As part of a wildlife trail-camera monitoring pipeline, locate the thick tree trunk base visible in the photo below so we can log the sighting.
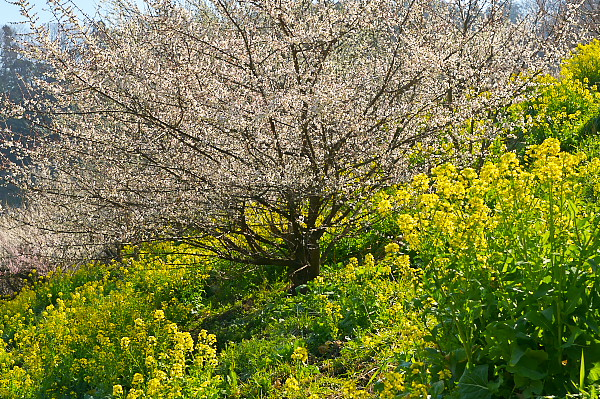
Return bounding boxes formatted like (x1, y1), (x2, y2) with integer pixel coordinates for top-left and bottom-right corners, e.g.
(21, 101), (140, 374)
(288, 245), (320, 294)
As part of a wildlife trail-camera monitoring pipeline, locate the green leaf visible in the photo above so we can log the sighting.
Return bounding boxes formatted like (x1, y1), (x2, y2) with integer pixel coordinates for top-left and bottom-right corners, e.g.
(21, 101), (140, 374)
(513, 367), (544, 395)
(541, 307), (554, 321)
(458, 365), (492, 399)
(581, 349), (586, 392)
(430, 380), (445, 397)
(532, 283), (554, 300)
(526, 308), (554, 333)
(585, 318), (600, 336)
(585, 254), (600, 273)
(507, 348), (548, 381)
(373, 379), (385, 393)
(523, 379), (544, 397)
(588, 362), (600, 383)
(509, 345), (526, 367)
(564, 285), (585, 316)
(562, 326), (583, 349)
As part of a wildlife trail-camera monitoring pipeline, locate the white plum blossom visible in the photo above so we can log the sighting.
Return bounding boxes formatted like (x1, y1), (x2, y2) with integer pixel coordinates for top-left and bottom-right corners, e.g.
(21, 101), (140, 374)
(0, 0), (587, 285)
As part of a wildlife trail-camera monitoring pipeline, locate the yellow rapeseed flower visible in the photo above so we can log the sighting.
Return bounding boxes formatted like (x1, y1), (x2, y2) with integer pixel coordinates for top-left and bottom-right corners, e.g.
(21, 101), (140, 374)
(146, 378), (161, 396)
(284, 376), (301, 393)
(113, 385), (124, 397)
(153, 309), (165, 321)
(132, 373), (144, 386)
(378, 198), (393, 214)
(385, 242), (400, 254)
(438, 369), (452, 380)
(291, 346), (309, 363)
(120, 337), (130, 349)
(411, 173), (430, 191)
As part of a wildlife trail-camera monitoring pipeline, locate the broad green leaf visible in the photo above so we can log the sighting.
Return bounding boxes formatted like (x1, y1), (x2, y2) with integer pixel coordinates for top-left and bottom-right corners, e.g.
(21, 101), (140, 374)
(430, 380), (445, 397)
(507, 349), (548, 381)
(587, 361), (600, 383)
(564, 285), (585, 316)
(526, 308), (554, 333)
(510, 345), (526, 367)
(458, 365), (492, 399)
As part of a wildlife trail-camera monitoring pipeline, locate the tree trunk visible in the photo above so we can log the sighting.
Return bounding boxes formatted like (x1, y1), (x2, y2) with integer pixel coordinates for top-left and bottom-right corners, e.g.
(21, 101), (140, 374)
(287, 195), (323, 290)
(289, 233), (321, 290)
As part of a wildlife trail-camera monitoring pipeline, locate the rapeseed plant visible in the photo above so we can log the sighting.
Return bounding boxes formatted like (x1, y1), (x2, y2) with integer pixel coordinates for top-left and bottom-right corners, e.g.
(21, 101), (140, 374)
(377, 138), (600, 397)
(0, 245), (220, 398)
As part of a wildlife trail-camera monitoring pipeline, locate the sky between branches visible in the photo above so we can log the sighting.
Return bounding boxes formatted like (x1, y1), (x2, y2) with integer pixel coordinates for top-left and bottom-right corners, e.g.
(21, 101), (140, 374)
(0, 0), (144, 27)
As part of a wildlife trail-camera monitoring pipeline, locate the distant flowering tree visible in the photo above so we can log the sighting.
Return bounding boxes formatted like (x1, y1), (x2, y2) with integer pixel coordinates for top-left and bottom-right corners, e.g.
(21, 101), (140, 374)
(0, 0), (586, 286)
(0, 223), (52, 295)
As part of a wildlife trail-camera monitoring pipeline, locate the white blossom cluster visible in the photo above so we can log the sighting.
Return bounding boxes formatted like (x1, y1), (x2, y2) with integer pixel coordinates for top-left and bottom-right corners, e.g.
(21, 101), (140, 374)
(0, 0), (588, 281)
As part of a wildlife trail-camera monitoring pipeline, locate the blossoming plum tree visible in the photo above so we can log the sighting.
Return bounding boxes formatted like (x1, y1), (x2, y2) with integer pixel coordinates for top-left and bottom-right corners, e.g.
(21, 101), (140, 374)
(0, 0), (587, 286)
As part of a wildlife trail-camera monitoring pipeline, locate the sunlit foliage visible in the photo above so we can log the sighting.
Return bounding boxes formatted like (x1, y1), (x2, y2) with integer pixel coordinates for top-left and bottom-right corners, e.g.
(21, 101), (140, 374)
(380, 138), (600, 397)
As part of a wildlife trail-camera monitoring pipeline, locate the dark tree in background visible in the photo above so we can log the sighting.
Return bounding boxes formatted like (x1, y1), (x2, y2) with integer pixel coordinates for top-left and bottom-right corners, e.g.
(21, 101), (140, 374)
(0, 24), (47, 206)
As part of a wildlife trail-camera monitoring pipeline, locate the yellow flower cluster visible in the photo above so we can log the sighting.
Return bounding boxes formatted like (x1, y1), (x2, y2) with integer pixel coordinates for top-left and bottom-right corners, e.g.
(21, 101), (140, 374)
(291, 346), (309, 363)
(339, 381), (370, 399)
(507, 72), (600, 149)
(115, 324), (219, 399)
(528, 137), (587, 184)
(380, 371), (406, 398)
(438, 369), (452, 380)
(0, 245), (219, 398)
(384, 242), (400, 254)
(390, 140), (592, 251)
(283, 376), (301, 396)
(115, 316), (219, 399)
